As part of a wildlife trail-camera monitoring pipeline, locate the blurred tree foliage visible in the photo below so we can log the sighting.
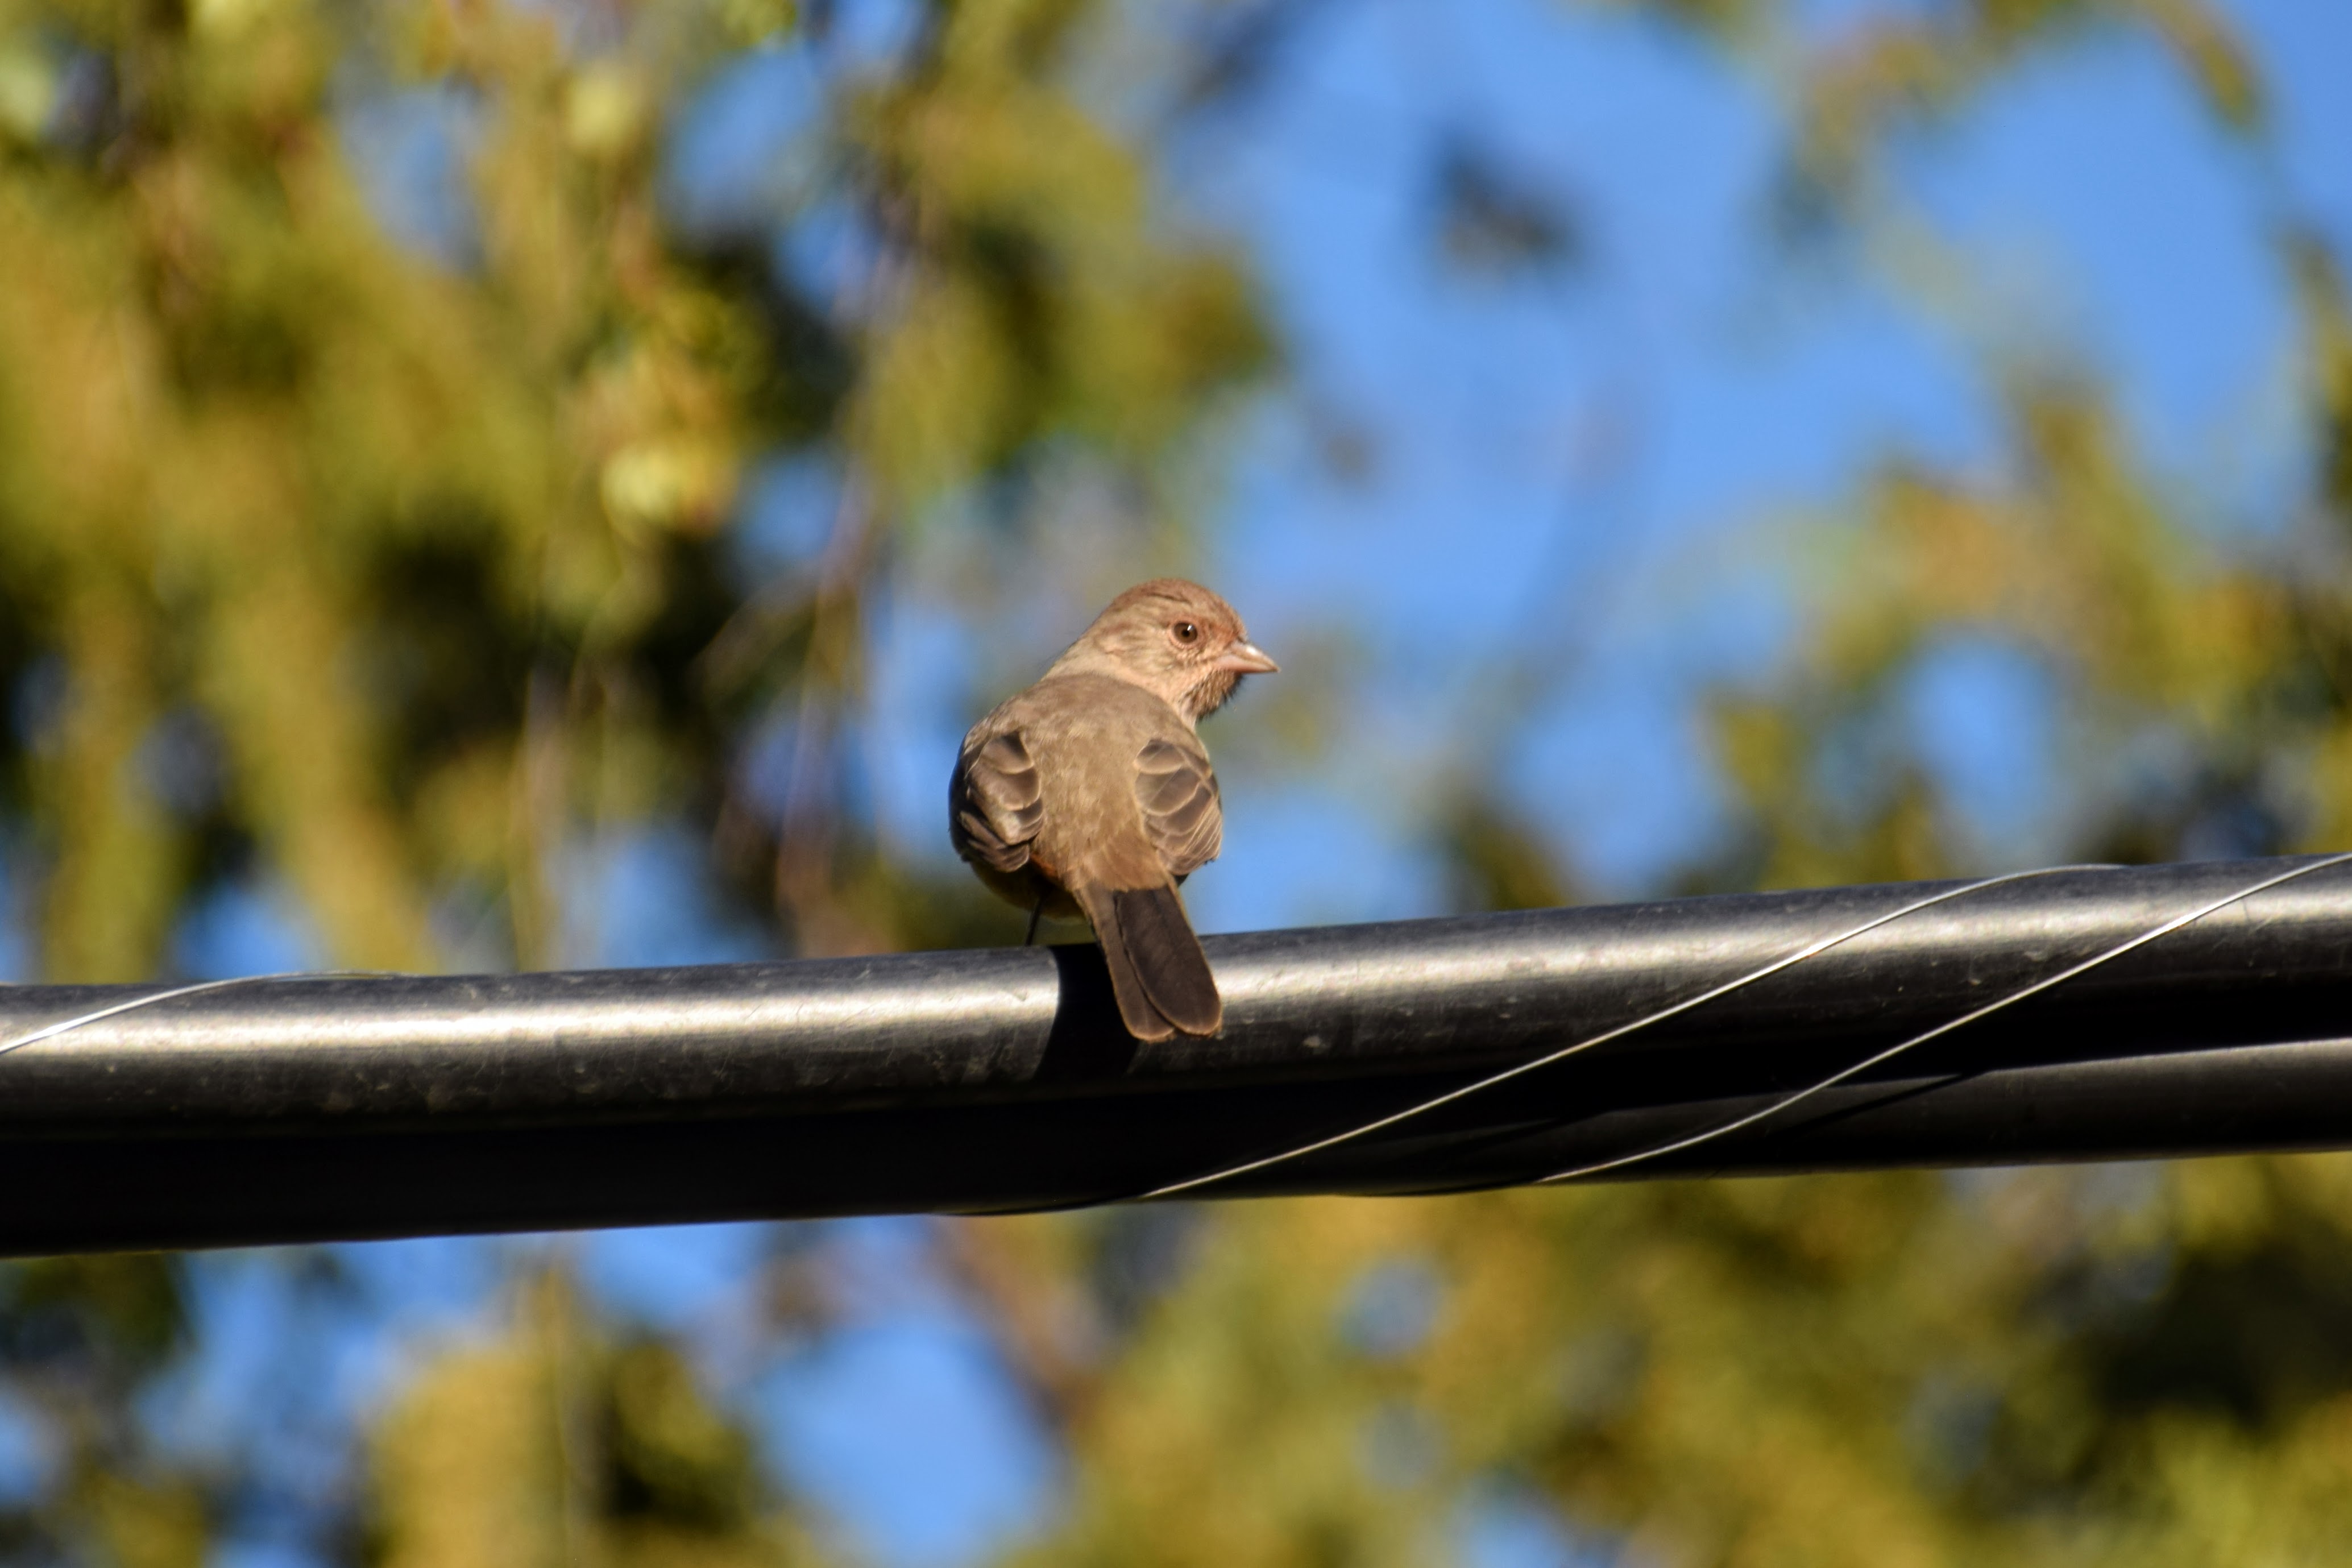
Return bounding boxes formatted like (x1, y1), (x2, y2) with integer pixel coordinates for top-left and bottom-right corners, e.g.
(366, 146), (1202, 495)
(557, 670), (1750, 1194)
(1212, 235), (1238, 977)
(0, 1255), (204, 1565)
(0, 0), (1261, 983)
(6, 0), (2352, 1563)
(368, 1267), (826, 1568)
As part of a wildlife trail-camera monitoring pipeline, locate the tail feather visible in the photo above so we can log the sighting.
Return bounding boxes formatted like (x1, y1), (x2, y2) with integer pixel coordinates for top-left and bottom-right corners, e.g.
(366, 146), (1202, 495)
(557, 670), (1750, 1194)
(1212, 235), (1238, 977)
(1073, 882), (1222, 1040)
(1073, 883), (1169, 1041)
(1113, 885), (1222, 1035)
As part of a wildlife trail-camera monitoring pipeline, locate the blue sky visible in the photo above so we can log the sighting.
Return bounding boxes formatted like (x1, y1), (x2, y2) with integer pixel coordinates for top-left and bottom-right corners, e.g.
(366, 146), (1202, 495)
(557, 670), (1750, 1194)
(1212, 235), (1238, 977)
(8, 1), (2352, 1565)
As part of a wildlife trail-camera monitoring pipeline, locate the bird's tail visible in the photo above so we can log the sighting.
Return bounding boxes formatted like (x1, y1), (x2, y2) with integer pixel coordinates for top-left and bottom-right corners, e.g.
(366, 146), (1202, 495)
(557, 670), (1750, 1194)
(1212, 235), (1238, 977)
(1072, 881), (1222, 1041)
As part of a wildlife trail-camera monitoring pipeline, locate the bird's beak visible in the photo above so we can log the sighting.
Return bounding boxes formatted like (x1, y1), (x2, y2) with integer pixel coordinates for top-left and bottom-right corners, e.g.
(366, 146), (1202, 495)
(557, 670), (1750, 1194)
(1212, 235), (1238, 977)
(1215, 641), (1279, 675)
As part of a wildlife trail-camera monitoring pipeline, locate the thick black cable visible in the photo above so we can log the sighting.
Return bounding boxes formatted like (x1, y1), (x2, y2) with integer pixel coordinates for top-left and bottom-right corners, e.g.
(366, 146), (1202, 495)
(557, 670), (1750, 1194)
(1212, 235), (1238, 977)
(1534, 849), (2352, 1184)
(0, 970), (406, 1059)
(3, 856), (2351, 1251)
(1139, 862), (2114, 1199)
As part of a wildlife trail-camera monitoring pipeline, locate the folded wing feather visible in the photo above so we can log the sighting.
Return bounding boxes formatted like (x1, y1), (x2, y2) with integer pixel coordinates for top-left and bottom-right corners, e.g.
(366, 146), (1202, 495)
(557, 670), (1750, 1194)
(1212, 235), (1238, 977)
(951, 731), (1044, 873)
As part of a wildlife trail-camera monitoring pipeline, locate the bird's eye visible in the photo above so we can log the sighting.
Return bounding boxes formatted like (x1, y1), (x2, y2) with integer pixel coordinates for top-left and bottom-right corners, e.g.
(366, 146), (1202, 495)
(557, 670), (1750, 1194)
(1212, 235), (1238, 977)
(1171, 620), (1201, 646)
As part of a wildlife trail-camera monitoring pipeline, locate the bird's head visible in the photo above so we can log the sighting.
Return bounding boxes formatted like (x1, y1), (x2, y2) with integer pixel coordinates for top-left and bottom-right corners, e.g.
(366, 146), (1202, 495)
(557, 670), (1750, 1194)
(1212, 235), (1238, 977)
(1052, 578), (1278, 723)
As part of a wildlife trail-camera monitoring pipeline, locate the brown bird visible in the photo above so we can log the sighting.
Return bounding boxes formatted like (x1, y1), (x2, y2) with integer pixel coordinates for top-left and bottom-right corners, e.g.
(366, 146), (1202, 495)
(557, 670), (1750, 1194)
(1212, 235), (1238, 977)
(951, 579), (1277, 1041)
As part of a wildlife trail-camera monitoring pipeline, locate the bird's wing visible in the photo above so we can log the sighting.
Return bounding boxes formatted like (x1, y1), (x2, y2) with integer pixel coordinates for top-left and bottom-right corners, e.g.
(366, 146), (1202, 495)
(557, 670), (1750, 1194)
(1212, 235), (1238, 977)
(1134, 734), (1223, 879)
(952, 731), (1044, 873)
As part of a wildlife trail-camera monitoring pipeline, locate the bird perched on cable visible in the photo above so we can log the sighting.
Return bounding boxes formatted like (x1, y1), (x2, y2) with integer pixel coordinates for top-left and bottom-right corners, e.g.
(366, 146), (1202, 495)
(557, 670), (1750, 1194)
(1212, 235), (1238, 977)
(951, 579), (1277, 1042)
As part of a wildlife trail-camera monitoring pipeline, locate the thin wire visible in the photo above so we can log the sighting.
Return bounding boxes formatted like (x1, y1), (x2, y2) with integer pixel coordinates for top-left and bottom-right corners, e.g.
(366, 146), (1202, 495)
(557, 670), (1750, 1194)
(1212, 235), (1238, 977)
(0, 970), (406, 1059)
(1139, 862), (2119, 1200)
(1534, 850), (2352, 1186)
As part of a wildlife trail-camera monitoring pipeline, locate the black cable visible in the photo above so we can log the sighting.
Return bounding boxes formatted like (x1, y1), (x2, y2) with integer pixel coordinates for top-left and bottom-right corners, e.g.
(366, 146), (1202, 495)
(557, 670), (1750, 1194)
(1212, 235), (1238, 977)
(1532, 850), (2352, 1184)
(0, 969), (406, 1059)
(0, 856), (2346, 1252)
(1138, 863), (2114, 1199)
